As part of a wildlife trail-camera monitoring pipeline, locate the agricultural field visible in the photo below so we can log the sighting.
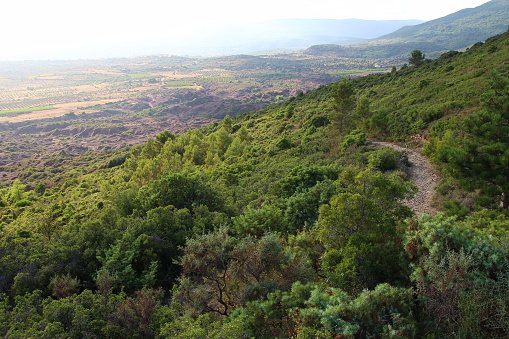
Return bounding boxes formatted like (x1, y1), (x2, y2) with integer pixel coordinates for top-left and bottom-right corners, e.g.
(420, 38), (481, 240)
(0, 53), (389, 185)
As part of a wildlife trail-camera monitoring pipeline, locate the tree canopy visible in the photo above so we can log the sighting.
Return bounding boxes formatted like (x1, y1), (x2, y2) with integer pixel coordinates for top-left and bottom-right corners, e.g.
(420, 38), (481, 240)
(434, 71), (509, 207)
(409, 49), (426, 66)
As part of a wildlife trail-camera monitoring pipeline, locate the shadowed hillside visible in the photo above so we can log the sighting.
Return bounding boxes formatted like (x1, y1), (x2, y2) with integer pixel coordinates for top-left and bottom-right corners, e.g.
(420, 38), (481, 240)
(305, 0), (509, 60)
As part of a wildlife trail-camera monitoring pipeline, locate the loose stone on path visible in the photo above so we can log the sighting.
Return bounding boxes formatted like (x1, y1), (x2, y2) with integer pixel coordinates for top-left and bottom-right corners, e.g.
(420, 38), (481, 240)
(372, 141), (439, 216)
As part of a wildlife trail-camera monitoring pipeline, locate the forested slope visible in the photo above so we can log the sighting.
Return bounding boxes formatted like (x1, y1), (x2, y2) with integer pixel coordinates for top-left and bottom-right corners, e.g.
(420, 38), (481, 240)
(0, 30), (508, 337)
(305, 0), (509, 60)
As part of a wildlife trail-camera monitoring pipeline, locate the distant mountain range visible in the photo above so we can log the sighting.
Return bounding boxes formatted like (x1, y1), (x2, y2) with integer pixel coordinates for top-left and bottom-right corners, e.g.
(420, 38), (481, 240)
(11, 1), (505, 61)
(305, 0), (509, 60)
(126, 18), (424, 57)
(30, 18), (423, 60)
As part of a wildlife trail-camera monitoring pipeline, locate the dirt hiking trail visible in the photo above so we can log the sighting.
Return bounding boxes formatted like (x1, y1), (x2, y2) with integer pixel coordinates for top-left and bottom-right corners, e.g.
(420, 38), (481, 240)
(372, 141), (439, 216)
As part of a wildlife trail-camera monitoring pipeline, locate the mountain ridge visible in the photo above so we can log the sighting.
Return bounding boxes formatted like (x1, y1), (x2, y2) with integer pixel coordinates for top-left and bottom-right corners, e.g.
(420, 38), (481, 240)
(304, 0), (508, 60)
(135, 18), (425, 57)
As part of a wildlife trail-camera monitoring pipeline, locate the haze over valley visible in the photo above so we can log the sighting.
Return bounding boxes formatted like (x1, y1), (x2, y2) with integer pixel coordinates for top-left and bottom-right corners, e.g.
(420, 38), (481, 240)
(1, 0), (491, 61)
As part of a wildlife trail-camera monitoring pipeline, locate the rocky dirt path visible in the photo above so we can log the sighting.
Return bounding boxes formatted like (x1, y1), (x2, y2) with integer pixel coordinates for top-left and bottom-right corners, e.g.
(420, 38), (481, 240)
(372, 141), (439, 216)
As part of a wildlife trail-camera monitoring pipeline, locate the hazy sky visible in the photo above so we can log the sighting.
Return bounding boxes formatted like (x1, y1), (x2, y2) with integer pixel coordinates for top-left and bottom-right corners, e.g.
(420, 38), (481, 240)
(0, 0), (492, 61)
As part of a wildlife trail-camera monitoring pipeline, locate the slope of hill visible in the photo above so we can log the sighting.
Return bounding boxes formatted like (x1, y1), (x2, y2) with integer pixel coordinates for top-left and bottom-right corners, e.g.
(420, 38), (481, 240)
(0, 28), (508, 338)
(0, 53), (390, 184)
(305, 0), (509, 60)
(351, 31), (509, 138)
(253, 18), (425, 40)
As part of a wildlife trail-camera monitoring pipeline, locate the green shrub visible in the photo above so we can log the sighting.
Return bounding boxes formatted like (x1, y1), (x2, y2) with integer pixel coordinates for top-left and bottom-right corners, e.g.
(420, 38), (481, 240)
(340, 129), (366, 151)
(13, 199), (32, 208)
(274, 137), (292, 150)
(233, 205), (285, 236)
(139, 173), (226, 213)
(368, 147), (409, 171)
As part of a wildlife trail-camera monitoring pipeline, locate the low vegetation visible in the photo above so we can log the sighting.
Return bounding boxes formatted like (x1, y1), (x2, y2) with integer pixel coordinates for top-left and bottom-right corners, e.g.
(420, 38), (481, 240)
(0, 53), (390, 184)
(0, 27), (508, 338)
(306, 0), (509, 60)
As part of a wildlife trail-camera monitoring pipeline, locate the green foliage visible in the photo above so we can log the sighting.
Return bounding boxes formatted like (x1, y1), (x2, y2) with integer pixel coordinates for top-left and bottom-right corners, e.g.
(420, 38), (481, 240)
(300, 283), (416, 337)
(2, 288), (168, 338)
(49, 274), (80, 299)
(233, 282), (415, 338)
(409, 49), (426, 66)
(460, 270), (509, 337)
(430, 71), (509, 208)
(353, 95), (371, 129)
(97, 232), (159, 293)
(271, 165), (339, 198)
(366, 109), (388, 135)
(7, 180), (26, 204)
(413, 248), (478, 336)
(173, 226), (237, 316)
(368, 146), (409, 171)
(174, 227), (315, 317)
(34, 182), (46, 195)
(330, 78), (356, 132)
(284, 179), (336, 231)
(222, 115), (234, 133)
(405, 212), (509, 276)
(306, 115), (330, 129)
(2, 25), (509, 338)
(230, 282), (314, 338)
(139, 172), (227, 214)
(13, 199), (32, 208)
(318, 167), (415, 290)
(108, 186), (139, 217)
(105, 155), (127, 169)
(104, 288), (165, 338)
(233, 204), (285, 236)
(155, 130), (176, 145)
(351, 30), (509, 140)
(404, 212), (509, 336)
(274, 136), (292, 150)
(339, 129), (366, 152)
(160, 312), (250, 338)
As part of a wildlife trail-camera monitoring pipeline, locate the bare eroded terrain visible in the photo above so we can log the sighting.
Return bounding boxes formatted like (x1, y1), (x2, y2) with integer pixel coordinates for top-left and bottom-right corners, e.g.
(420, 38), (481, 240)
(0, 55), (386, 185)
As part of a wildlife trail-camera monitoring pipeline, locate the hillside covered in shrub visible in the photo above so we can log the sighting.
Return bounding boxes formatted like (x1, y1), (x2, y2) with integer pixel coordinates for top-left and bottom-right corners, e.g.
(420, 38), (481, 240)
(0, 29), (508, 337)
(305, 0), (509, 60)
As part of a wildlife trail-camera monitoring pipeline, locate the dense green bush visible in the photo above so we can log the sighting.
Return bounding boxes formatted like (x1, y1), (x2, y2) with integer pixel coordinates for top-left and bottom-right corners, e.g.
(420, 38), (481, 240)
(138, 173), (227, 214)
(340, 129), (366, 151)
(368, 146), (409, 171)
(231, 282), (415, 338)
(406, 213), (509, 337)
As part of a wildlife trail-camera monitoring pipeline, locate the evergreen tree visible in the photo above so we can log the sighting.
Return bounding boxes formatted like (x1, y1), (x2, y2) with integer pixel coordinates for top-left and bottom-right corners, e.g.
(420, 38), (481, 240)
(8, 180), (25, 204)
(409, 49), (425, 66)
(317, 167), (415, 290)
(330, 77), (355, 132)
(435, 71), (509, 207)
(222, 115), (233, 133)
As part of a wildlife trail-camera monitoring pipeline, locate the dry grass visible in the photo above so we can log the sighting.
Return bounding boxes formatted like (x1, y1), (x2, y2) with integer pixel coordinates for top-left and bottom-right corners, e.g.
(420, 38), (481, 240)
(0, 99), (120, 123)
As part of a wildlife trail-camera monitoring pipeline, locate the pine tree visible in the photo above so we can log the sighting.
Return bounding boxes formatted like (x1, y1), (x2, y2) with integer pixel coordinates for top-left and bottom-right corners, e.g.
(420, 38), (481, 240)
(330, 77), (355, 132)
(409, 50), (425, 66)
(436, 71), (509, 207)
